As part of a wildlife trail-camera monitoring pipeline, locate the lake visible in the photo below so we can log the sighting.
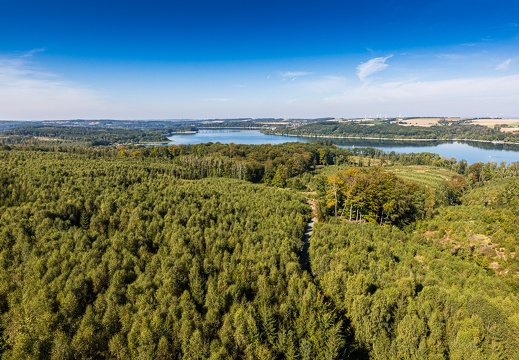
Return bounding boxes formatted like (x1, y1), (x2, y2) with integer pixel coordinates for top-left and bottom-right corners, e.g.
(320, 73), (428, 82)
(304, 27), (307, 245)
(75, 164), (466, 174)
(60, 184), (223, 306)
(168, 129), (519, 165)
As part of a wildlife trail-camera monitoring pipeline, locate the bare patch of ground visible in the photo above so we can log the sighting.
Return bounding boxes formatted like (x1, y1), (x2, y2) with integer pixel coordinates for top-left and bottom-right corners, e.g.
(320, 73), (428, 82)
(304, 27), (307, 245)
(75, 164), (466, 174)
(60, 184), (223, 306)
(421, 230), (438, 237)
(34, 136), (58, 141)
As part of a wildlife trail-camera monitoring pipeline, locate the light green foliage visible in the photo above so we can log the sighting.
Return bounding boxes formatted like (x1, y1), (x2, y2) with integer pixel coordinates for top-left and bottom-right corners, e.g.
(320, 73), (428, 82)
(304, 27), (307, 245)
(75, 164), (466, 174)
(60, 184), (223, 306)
(321, 167), (425, 225)
(310, 220), (519, 359)
(418, 176), (519, 274)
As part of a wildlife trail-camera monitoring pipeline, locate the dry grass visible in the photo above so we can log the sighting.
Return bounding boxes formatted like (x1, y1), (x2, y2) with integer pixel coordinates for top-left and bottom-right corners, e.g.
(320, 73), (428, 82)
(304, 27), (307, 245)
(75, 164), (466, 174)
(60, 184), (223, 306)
(398, 117), (462, 127)
(398, 117), (519, 132)
(34, 136), (58, 141)
(469, 118), (519, 126)
(501, 127), (519, 133)
(469, 118), (519, 132)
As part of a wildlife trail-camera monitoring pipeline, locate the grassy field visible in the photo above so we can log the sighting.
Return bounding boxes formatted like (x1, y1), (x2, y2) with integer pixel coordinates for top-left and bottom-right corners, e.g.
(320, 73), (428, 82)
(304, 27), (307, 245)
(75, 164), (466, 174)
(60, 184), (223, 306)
(315, 164), (455, 188)
(387, 165), (456, 187)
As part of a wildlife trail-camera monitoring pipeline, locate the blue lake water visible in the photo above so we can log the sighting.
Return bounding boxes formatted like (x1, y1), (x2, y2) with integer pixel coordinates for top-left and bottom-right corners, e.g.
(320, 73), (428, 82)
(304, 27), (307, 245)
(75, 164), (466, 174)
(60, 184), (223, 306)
(168, 129), (519, 165)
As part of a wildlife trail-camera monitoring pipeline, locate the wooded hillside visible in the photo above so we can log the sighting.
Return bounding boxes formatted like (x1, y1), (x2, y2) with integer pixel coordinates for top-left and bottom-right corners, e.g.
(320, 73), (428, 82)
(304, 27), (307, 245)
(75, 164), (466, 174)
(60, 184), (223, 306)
(0, 143), (518, 359)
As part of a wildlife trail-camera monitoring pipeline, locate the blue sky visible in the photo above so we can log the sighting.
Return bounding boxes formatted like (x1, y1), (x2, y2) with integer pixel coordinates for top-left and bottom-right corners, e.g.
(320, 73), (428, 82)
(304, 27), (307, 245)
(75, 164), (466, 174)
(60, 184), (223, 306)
(1, 0), (518, 120)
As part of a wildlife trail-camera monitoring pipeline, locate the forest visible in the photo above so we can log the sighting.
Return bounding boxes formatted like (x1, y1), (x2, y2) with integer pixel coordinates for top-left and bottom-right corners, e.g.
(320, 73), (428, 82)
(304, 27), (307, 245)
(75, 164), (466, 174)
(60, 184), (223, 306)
(0, 125), (173, 146)
(267, 120), (519, 144)
(1, 133), (519, 359)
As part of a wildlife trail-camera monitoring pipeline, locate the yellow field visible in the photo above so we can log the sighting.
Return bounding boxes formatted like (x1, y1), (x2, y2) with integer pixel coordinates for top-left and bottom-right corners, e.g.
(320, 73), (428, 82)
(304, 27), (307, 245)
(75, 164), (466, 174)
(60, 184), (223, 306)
(472, 119), (519, 132)
(399, 117), (462, 127)
(397, 117), (519, 133)
(470, 118), (519, 126)
(501, 127), (519, 133)
(469, 118), (519, 132)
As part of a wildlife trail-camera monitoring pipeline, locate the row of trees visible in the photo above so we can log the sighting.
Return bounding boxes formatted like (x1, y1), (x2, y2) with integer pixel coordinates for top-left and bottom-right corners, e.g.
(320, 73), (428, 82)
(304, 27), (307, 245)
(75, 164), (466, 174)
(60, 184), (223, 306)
(1, 125), (172, 145)
(271, 121), (519, 143)
(120, 142), (349, 187)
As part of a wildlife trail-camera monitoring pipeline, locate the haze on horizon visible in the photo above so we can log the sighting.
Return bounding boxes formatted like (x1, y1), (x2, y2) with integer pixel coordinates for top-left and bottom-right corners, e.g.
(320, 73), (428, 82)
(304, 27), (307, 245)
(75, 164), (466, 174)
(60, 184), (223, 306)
(1, 0), (518, 120)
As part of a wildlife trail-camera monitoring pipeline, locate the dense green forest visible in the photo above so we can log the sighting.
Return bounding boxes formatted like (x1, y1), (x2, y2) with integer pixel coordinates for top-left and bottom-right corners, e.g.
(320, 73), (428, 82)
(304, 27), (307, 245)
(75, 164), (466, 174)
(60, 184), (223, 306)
(0, 125), (173, 146)
(1, 139), (519, 359)
(267, 121), (519, 144)
(0, 120), (271, 145)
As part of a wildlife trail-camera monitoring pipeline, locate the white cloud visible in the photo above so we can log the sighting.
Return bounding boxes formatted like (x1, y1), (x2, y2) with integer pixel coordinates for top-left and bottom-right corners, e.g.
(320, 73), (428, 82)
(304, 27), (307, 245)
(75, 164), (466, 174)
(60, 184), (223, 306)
(281, 71), (313, 80)
(496, 58), (512, 70)
(324, 74), (519, 117)
(356, 55), (393, 82)
(0, 54), (108, 120)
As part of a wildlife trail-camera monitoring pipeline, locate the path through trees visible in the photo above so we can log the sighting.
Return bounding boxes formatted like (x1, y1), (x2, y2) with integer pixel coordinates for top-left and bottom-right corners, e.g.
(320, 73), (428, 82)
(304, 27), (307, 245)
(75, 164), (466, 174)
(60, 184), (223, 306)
(300, 201), (316, 275)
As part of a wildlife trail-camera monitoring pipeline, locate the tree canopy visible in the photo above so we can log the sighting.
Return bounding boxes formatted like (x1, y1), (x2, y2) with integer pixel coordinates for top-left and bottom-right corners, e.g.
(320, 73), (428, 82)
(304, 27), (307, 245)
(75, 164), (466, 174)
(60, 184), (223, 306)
(0, 139), (518, 359)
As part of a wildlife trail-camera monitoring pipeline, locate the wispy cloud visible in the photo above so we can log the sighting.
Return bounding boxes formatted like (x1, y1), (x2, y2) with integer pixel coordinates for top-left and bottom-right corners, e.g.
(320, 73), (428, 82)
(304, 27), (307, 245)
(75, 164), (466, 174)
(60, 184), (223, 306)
(281, 71), (313, 80)
(0, 54), (106, 119)
(295, 76), (348, 93)
(21, 48), (46, 58)
(436, 53), (467, 60)
(496, 58), (512, 70)
(356, 55), (392, 82)
(324, 74), (519, 116)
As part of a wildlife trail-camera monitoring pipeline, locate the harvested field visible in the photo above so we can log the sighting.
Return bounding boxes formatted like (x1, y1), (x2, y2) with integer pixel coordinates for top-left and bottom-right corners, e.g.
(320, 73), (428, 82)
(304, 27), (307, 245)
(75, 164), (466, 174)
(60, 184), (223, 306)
(468, 118), (519, 132)
(501, 127), (519, 133)
(469, 118), (519, 126)
(399, 117), (462, 127)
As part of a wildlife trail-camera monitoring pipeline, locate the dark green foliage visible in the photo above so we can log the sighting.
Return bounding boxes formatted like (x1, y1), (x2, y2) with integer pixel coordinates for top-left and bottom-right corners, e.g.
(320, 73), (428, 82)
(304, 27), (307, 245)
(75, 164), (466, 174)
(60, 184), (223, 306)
(125, 141), (352, 185)
(1, 143), (518, 359)
(272, 120), (519, 143)
(1, 125), (171, 145)
(0, 149), (349, 359)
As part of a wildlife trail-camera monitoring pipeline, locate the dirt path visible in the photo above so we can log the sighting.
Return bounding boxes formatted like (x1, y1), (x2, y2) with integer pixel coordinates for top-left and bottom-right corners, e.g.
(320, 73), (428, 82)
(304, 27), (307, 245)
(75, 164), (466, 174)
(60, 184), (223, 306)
(300, 201), (316, 275)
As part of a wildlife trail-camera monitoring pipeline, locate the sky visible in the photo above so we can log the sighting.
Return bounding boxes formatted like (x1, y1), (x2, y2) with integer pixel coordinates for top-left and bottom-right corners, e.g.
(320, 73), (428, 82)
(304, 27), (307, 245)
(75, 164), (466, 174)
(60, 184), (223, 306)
(1, 0), (519, 120)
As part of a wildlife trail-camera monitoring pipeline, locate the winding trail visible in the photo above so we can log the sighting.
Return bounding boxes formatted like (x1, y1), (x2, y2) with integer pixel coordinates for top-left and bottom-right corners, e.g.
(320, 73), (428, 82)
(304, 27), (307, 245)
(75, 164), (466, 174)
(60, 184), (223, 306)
(300, 201), (316, 275)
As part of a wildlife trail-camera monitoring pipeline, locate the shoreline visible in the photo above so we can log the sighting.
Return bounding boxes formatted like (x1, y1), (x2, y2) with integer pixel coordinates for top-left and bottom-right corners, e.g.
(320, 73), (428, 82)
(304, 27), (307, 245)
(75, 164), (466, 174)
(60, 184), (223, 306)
(267, 132), (519, 146)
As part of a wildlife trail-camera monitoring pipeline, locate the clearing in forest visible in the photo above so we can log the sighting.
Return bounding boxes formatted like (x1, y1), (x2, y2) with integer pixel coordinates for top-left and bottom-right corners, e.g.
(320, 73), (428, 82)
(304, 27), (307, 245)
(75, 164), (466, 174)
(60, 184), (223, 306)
(388, 165), (456, 187)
